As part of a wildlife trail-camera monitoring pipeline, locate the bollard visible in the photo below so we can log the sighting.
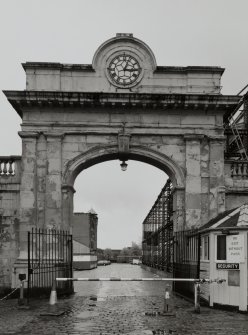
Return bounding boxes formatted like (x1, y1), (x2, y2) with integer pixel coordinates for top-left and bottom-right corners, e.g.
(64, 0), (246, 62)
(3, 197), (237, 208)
(49, 280), (57, 305)
(194, 282), (200, 313)
(18, 273), (27, 306)
(18, 280), (25, 305)
(163, 284), (170, 313)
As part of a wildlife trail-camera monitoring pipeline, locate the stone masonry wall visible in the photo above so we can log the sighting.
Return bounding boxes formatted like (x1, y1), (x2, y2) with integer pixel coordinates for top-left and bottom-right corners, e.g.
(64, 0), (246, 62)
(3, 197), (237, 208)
(0, 158), (21, 291)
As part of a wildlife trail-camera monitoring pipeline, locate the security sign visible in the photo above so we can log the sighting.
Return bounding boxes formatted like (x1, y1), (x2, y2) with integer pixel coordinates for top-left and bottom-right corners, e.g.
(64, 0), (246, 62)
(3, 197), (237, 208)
(227, 235), (245, 263)
(216, 263), (239, 270)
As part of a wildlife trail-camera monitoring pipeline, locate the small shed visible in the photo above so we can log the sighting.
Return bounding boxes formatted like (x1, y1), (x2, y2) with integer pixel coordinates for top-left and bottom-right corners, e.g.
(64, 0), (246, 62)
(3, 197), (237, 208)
(199, 204), (248, 311)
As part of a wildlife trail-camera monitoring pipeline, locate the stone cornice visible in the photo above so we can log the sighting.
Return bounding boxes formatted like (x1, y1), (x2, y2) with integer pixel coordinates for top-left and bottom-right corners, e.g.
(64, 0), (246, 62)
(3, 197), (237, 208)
(61, 184), (76, 193)
(18, 131), (39, 139)
(155, 66), (225, 75)
(21, 62), (224, 75)
(3, 90), (241, 118)
(22, 62), (94, 72)
(184, 134), (205, 141)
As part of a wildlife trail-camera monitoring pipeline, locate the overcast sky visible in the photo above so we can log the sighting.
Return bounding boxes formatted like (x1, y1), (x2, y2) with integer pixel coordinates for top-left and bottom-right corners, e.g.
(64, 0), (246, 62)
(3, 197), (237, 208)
(0, 0), (248, 248)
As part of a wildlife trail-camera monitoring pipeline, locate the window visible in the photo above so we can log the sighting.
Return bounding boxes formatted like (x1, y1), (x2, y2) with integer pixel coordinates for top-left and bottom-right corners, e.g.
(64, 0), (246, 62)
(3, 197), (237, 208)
(200, 235), (209, 260)
(217, 235), (226, 260)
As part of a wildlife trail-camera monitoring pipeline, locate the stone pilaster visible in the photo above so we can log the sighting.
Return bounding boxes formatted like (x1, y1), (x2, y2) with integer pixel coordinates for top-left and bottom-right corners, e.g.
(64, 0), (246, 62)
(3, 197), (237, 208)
(62, 185), (75, 233)
(18, 131), (39, 259)
(172, 186), (185, 231)
(44, 133), (63, 230)
(36, 133), (47, 228)
(184, 135), (203, 229)
(200, 136), (210, 225)
(209, 137), (226, 219)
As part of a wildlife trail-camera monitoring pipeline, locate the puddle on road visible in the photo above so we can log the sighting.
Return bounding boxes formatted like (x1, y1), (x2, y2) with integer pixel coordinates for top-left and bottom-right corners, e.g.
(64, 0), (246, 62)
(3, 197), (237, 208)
(89, 296), (106, 302)
(76, 310), (99, 319)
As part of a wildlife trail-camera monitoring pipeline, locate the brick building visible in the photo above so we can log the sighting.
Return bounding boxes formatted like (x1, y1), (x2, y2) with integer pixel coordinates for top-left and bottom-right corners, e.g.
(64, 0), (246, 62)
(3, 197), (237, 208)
(73, 209), (98, 270)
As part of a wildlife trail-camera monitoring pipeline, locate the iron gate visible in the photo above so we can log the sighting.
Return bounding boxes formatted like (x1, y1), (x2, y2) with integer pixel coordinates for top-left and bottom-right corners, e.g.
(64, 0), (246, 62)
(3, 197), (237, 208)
(28, 228), (73, 298)
(173, 229), (200, 297)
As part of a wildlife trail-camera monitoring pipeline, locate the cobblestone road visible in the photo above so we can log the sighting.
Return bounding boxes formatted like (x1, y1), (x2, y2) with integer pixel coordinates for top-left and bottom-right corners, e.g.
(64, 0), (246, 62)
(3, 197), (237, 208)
(0, 264), (247, 334)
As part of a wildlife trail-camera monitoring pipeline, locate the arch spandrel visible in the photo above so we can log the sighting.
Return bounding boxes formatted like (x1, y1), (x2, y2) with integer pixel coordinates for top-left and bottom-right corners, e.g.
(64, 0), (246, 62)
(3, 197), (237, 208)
(62, 144), (185, 189)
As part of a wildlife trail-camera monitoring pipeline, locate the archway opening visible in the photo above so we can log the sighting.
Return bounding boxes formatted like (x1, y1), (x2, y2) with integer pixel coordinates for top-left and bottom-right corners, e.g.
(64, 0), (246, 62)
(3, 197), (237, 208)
(74, 160), (168, 250)
(62, 147), (185, 271)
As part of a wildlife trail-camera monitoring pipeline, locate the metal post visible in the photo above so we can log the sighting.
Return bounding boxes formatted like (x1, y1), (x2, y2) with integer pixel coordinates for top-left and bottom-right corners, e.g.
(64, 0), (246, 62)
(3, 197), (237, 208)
(194, 282), (200, 313)
(18, 273), (27, 306)
(163, 284), (170, 313)
(20, 281), (24, 300)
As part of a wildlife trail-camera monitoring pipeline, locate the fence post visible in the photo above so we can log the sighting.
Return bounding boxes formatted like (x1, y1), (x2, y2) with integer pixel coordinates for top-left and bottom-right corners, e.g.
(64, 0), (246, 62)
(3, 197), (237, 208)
(194, 282), (200, 313)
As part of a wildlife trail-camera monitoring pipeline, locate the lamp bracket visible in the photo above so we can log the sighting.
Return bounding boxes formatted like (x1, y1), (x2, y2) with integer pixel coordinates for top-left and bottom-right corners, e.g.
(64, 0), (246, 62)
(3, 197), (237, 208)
(118, 133), (130, 157)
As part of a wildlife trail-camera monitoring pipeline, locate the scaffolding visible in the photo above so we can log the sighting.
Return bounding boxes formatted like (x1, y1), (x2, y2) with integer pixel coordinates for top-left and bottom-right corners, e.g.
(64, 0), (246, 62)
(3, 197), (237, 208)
(142, 179), (173, 272)
(225, 86), (248, 160)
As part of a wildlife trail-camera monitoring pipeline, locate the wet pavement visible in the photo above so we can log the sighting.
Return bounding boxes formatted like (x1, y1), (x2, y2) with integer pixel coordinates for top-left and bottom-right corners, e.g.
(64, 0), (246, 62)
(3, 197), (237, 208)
(0, 264), (247, 334)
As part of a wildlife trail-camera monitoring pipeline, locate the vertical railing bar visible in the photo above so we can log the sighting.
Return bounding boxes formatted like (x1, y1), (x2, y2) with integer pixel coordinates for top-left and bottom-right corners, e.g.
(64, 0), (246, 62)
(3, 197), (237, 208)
(38, 228), (41, 287)
(27, 231), (30, 302)
(50, 229), (54, 288)
(54, 229), (57, 289)
(70, 234), (73, 290)
(49, 229), (51, 289)
(45, 229), (47, 288)
(197, 232), (201, 279)
(32, 228), (34, 294)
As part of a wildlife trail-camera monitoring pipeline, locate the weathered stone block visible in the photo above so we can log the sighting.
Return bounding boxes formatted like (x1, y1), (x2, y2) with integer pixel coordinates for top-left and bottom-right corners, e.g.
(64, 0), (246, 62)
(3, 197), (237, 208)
(186, 176), (201, 193)
(47, 158), (61, 174)
(62, 142), (79, 152)
(20, 191), (35, 208)
(185, 194), (201, 209)
(185, 208), (201, 228)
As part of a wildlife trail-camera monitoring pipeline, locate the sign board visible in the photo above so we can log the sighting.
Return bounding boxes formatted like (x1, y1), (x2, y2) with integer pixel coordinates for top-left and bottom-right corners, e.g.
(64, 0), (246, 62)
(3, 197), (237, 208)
(216, 263), (239, 270)
(226, 235), (244, 263)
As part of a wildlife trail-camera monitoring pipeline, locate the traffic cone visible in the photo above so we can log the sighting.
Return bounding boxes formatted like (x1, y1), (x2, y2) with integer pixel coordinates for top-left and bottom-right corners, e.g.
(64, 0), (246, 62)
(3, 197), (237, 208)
(49, 280), (57, 305)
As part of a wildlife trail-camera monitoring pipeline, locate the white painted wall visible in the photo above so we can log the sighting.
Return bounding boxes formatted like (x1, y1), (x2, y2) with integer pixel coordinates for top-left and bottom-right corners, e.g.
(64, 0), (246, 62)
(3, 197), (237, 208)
(209, 231), (247, 311)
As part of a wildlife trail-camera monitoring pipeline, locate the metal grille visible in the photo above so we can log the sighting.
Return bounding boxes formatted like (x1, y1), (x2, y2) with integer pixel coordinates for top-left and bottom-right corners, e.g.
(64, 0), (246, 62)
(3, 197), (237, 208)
(173, 229), (200, 297)
(28, 228), (73, 298)
(142, 180), (173, 272)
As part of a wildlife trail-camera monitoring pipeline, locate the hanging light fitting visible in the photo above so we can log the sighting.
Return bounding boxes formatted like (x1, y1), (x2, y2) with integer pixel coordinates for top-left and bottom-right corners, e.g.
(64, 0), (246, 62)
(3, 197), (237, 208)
(120, 160), (128, 171)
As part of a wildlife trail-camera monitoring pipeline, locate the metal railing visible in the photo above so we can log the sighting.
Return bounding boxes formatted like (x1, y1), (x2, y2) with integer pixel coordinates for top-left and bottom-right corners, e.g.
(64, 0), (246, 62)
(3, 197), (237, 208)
(27, 228), (73, 299)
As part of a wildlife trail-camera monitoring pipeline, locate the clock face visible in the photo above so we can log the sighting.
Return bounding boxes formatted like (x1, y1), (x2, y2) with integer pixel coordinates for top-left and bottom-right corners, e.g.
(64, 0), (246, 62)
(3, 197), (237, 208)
(108, 54), (141, 87)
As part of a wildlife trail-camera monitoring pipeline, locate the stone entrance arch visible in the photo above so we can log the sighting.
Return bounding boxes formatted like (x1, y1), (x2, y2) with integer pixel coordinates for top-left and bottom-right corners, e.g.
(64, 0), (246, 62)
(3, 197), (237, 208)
(2, 33), (245, 288)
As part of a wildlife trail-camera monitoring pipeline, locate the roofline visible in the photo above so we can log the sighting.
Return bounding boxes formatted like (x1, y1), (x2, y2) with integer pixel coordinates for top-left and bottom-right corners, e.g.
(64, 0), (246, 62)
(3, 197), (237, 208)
(200, 226), (248, 234)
